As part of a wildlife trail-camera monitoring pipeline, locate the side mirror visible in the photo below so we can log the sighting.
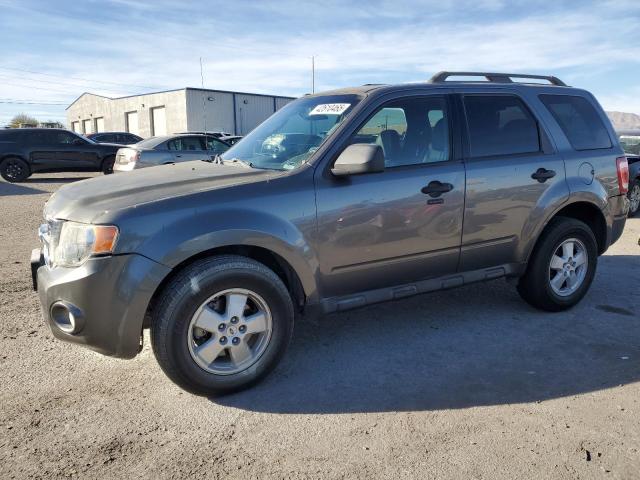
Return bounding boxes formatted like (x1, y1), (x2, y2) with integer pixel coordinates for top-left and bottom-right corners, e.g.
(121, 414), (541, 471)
(331, 144), (385, 176)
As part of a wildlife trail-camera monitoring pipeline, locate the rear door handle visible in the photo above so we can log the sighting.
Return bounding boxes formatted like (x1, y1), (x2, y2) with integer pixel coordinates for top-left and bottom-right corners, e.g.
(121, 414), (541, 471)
(531, 168), (556, 183)
(421, 180), (454, 197)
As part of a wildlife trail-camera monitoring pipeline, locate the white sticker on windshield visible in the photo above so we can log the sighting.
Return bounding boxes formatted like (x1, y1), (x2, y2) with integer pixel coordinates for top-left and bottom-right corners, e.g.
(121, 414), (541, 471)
(309, 103), (351, 115)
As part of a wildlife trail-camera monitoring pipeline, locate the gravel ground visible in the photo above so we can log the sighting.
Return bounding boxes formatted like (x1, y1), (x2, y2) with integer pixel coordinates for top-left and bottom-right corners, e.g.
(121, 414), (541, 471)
(1, 172), (639, 479)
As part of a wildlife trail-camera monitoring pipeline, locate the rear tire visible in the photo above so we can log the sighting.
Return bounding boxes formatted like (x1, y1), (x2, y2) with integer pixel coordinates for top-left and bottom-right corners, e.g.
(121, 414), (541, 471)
(517, 217), (597, 312)
(151, 255), (294, 396)
(628, 179), (640, 217)
(102, 156), (115, 175)
(0, 157), (30, 182)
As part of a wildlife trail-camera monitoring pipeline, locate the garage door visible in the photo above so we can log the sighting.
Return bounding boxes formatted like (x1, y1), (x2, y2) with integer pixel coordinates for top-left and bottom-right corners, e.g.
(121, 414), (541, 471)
(151, 106), (166, 136)
(126, 111), (139, 135)
(71, 121), (79, 132)
(83, 119), (92, 134)
(95, 117), (105, 133)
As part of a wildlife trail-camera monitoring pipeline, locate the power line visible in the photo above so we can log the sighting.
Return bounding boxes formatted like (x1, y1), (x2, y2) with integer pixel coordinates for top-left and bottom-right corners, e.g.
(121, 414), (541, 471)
(0, 100), (69, 105)
(0, 72), (139, 95)
(0, 79), (81, 96)
(0, 66), (167, 91)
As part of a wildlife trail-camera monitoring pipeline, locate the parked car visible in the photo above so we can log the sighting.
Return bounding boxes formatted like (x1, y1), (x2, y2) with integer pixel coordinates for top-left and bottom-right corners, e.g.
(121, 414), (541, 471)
(113, 133), (230, 172)
(32, 71), (629, 396)
(617, 130), (640, 216)
(0, 128), (121, 181)
(219, 135), (243, 145)
(86, 132), (143, 145)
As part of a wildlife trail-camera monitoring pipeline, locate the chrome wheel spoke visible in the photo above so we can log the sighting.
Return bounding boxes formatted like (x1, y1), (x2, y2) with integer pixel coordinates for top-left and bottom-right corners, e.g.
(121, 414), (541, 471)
(226, 293), (248, 319)
(229, 340), (252, 365)
(194, 306), (224, 332)
(195, 338), (226, 364)
(244, 312), (268, 334)
(550, 254), (565, 271)
(562, 241), (574, 260)
(550, 273), (565, 291)
(573, 252), (586, 268)
(566, 271), (579, 289)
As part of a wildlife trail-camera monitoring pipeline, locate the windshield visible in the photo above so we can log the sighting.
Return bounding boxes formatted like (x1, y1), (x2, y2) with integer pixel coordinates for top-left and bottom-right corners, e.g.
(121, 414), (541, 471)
(619, 135), (640, 155)
(221, 94), (362, 170)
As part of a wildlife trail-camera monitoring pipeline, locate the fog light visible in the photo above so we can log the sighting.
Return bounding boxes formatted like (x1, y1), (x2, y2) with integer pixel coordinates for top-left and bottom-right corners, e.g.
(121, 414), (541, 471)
(50, 301), (84, 334)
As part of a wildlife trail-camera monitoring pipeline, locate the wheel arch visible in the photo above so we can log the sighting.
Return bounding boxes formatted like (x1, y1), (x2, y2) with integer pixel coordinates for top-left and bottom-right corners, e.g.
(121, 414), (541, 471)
(528, 200), (608, 261)
(143, 245), (308, 328)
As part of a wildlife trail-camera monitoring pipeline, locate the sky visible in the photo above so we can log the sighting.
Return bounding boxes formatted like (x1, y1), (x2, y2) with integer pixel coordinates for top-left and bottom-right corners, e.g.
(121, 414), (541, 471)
(0, 0), (639, 127)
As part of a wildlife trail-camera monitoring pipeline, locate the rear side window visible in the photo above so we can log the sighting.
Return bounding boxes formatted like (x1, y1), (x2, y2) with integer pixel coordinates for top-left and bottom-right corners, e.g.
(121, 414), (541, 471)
(539, 95), (611, 150)
(464, 95), (540, 157)
(167, 136), (205, 151)
(0, 131), (23, 142)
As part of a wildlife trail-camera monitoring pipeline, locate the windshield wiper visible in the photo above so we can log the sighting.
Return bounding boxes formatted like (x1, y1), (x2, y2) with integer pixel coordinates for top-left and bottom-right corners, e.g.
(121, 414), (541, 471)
(223, 158), (254, 168)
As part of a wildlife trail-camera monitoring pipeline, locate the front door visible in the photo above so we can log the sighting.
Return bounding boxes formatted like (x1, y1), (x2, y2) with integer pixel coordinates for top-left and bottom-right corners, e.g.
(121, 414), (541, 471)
(314, 94), (465, 297)
(458, 92), (569, 271)
(54, 131), (100, 169)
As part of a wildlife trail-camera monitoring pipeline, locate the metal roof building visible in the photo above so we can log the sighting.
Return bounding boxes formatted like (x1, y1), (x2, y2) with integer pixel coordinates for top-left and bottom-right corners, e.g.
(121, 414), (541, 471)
(66, 88), (296, 138)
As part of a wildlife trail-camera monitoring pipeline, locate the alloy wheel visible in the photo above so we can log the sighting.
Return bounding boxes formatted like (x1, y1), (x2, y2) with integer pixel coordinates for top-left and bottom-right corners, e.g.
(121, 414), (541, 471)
(187, 288), (273, 375)
(548, 238), (588, 297)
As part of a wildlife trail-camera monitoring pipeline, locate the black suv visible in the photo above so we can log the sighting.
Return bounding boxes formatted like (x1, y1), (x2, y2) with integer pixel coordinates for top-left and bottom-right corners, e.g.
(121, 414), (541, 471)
(0, 128), (121, 182)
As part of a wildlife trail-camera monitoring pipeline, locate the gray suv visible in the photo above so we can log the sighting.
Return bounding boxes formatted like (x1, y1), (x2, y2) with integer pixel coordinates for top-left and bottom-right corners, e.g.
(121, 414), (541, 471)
(31, 72), (630, 396)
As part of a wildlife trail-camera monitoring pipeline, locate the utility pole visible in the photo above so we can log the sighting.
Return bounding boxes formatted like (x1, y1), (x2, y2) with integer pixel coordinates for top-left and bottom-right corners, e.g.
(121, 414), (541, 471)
(200, 57), (207, 133)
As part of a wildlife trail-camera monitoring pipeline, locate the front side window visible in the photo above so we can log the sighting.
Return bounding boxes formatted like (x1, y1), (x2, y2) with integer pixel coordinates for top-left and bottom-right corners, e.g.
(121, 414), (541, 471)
(206, 136), (230, 154)
(348, 96), (450, 167)
(167, 136), (205, 151)
(221, 94), (362, 170)
(56, 131), (85, 145)
(540, 94), (612, 151)
(464, 95), (540, 157)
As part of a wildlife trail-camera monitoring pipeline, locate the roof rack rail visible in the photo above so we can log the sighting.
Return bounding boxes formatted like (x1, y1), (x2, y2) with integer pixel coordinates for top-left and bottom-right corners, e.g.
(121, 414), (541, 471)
(429, 71), (568, 87)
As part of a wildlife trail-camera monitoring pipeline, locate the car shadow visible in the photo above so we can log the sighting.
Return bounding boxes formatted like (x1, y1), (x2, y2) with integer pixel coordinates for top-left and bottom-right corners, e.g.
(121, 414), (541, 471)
(215, 254), (640, 413)
(0, 181), (47, 196)
(24, 176), (92, 183)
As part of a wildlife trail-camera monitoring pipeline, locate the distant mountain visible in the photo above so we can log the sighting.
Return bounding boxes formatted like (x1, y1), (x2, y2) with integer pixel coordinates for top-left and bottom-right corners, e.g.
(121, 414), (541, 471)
(606, 111), (640, 131)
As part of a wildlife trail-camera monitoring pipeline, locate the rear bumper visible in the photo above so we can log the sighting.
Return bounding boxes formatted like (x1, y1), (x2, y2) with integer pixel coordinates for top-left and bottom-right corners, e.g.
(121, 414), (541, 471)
(607, 194), (629, 248)
(34, 252), (171, 359)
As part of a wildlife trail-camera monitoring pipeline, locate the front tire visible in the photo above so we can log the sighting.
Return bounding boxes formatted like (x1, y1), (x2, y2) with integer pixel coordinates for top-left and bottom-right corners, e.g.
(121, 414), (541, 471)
(151, 255), (294, 396)
(0, 157), (30, 182)
(517, 217), (597, 312)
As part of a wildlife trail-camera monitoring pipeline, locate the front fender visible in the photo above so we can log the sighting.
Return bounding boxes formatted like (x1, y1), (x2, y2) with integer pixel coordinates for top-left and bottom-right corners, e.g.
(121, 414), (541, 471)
(119, 207), (321, 304)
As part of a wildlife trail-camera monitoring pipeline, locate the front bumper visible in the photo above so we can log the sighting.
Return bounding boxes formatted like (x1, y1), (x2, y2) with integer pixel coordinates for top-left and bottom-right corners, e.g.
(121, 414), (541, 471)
(33, 251), (171, 359)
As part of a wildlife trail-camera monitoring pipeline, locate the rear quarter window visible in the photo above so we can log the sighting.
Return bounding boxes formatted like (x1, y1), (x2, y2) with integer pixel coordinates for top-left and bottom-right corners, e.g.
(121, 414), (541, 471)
(539, 94), (612, 150)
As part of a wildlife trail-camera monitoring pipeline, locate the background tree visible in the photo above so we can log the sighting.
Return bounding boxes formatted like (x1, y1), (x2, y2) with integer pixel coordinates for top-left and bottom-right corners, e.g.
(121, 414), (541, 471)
(9, 113), (38, 128)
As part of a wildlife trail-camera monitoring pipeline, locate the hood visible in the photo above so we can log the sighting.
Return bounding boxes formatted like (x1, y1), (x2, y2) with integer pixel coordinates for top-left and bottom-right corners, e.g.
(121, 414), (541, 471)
(44, 161), (282, 223)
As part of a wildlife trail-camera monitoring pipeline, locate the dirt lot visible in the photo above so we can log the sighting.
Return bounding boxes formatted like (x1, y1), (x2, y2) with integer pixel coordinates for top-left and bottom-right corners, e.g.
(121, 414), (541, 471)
(1, 172), (639, 479)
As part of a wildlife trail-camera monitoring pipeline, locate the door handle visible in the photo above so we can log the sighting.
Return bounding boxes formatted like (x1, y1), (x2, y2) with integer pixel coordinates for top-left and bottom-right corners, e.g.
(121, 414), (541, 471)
(421, 180), (454, 198)
(175, 154), (183, 158)
(531, 168), (556, 183)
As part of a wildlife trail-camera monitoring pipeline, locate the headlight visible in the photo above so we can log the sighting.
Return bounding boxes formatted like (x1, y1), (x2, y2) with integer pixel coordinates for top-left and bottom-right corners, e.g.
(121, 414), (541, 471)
(52, 221), (119, 267)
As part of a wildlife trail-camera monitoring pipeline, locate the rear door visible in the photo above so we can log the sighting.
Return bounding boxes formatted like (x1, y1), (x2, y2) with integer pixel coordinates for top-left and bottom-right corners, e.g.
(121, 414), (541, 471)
(314, 91), (466, 297)
(28, 130), (60, 168)
(167, 136), (209, 162)
(457, 89), (569, 271)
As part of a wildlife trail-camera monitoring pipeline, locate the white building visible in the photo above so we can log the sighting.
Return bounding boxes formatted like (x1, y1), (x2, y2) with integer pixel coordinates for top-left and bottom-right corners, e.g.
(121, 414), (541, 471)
(66, 88), (295, 138)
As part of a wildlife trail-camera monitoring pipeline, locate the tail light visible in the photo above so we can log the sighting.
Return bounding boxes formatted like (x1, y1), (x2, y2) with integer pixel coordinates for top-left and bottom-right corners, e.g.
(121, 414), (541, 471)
(616, 156), (629, 194)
